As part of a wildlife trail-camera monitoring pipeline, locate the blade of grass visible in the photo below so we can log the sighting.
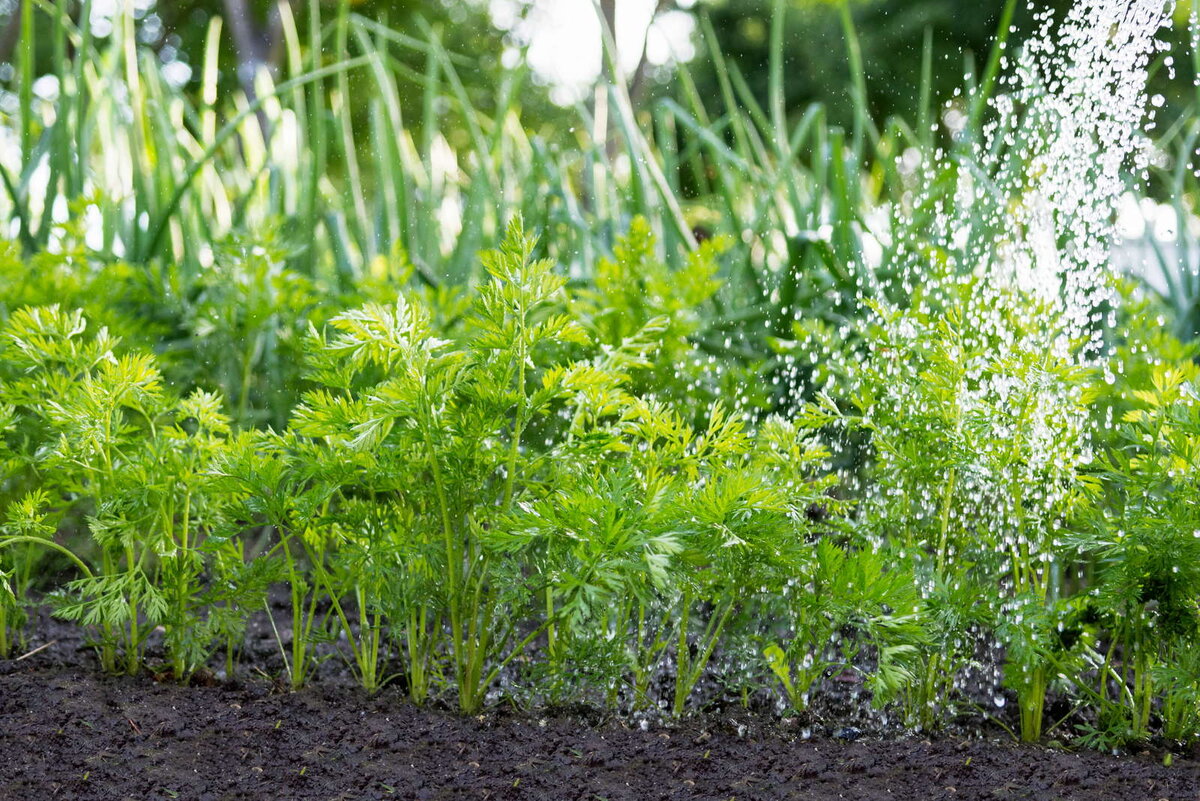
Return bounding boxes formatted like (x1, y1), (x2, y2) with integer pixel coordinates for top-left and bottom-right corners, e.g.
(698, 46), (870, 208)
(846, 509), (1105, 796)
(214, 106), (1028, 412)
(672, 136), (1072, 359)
(590, 0), (696, 251)
(969, 0), (1021, 128)
(19, 0), (35, 163)
(139, 56), (372, 262)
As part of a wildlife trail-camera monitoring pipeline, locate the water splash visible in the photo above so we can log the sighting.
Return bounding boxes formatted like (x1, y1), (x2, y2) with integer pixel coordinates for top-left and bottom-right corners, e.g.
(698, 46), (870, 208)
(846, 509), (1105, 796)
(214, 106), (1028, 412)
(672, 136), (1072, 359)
(834, 0), (1177, 727)
(860, 0), (1175, 542)
(980, 0), (1173, 353)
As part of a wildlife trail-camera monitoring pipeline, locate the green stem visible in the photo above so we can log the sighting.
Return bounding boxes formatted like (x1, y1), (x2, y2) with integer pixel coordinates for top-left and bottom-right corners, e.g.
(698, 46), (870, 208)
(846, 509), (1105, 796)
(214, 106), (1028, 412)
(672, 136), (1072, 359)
(674, 600), (735, 717)
(1019, 664), (1046, 742)
(673, 591), (691, 715)
(407, 591), (438, 706)
(0, 537), (95, 581)
(470, 618), (554, 714)
(363, 591), (382, 694)
(173, 492), (193, 679)
(1134, 645), (1153, 738)
(460, 570), (494, 712)
(837, 1), (872, 161)
(919, 651), (944, 730)
(420, 404), (457, 601)
(18, 0), (34, 165)
(502, 338), (528, 511)
(405, 609), (424, 705)
(0, 601), (8, 659)
(281, 536), (307, 690)
(935, 467), (957, 574)
(969, 0), (1021, 129)
(99, 548), (115, 672)
(633, 600), (651, 709)
(123, 544), (139, 675)
(312, 559), (375, 691)
(264, 597), (291, 681)
(545, 586), (557, 665)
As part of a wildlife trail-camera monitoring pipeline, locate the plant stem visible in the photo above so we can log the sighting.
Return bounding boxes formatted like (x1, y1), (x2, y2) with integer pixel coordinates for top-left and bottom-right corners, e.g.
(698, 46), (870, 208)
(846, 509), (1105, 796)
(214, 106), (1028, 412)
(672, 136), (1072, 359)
(503, 329), (528, 511)
(1019, 664), (1046, 742)
(673, 596), (735, 717)
(934, 467), (957, 575)
(281, 535), (307, 690)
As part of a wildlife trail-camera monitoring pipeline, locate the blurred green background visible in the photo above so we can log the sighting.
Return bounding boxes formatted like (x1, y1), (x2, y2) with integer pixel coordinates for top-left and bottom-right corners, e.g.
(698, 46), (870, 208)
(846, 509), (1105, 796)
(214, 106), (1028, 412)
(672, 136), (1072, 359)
(8, 0), (1189, 129)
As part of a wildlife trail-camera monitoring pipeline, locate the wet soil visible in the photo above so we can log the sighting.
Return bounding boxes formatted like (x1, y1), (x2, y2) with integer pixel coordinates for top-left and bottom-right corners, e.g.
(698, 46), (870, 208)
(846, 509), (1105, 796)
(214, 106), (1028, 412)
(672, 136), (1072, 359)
(2, 611), (1200, 801)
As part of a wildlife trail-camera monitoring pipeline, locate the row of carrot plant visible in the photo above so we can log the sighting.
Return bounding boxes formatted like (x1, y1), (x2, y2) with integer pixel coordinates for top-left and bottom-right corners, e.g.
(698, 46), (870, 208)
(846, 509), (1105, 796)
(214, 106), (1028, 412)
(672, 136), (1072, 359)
(0, 0), (1199, 748)
(1, 217), (1198, 747)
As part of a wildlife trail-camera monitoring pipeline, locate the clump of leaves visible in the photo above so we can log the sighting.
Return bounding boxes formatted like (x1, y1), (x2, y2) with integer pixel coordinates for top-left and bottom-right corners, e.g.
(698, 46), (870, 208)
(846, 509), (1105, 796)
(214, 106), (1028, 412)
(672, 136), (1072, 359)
(571, 217), (766, 419)
(1072, 362), (1200, 744)
(499, 401), (839, 714)
(286, 217), (609, 705)
(0, 210), (167, 351)
(212, 429), (341, 689)
(763, 539), (925, 713)
(174, 230), (317, 429)
(0, 306), (267, 678)
(0, 490), (58, 657)
(840, 276), (1095, 740)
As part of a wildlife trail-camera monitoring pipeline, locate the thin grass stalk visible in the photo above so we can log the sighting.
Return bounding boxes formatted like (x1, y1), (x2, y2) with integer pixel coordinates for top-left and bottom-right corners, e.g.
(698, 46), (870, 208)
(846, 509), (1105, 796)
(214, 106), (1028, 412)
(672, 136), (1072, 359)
(918, 28), (934, 150)
(296, 0), (326, 278)
(18, 0), (34, 163)
(590, 0), (696, 252)
(837, 3), (875, 161)
(351, 22), (414, 266)
(698, 11), (753, 167)
(969, 0), (1022, 129)
(334, 0), (373, 264)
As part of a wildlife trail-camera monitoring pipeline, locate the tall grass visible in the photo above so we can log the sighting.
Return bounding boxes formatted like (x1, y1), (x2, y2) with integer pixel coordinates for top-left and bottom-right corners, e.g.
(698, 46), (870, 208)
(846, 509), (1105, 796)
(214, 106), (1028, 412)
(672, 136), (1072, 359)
(2, 1), (1029, 328)
(1138, 0), (1200, 343)
(2, 2), (672, 286)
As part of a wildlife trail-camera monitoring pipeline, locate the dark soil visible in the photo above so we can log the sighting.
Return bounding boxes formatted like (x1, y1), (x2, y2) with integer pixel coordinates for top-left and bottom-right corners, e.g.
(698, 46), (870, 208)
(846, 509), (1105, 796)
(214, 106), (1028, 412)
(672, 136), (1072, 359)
(3, 611), (1200, 801)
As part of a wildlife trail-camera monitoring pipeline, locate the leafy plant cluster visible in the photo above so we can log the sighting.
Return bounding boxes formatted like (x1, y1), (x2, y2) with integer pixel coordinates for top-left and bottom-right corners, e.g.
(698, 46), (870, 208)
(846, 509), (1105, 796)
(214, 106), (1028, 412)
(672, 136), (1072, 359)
(5, 211), (1200, 749)
(3, 0), (1200, 754)
(5, 190), (1200, 756)
(784, 272), (1200, 746)
(0, 218), (908, 719)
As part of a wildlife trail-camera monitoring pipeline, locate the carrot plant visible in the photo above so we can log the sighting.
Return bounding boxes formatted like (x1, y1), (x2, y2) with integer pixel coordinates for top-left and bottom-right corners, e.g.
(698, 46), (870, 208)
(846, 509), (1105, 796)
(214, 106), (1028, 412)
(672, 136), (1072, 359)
(290, 217), (615, 707)
(498, 462), (683, 707)
(0, 400), (20, 657)
(276, 215), (852, 712)
(843, 275), (1094, 740)
(662, 411), (836, 716)
(126, 390), (270, 680)
(0, 490), (58, 658)
(175, 232), (318, 429)
(0, 305), (273, 678)
(1072, 362), (1200, 744)
(0, 306), (157, 673)
(500, 396), (840, 713)
(211, 429), (340, 689)
(763, 539), (925, 713)
(569, 217), (760, 417)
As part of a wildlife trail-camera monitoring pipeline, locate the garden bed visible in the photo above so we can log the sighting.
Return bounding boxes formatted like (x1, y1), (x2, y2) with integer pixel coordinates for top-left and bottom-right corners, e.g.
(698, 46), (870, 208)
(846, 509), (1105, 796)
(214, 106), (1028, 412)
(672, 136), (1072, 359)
(5, 3), (1200, 799)
(2, 612), (1198, 801)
